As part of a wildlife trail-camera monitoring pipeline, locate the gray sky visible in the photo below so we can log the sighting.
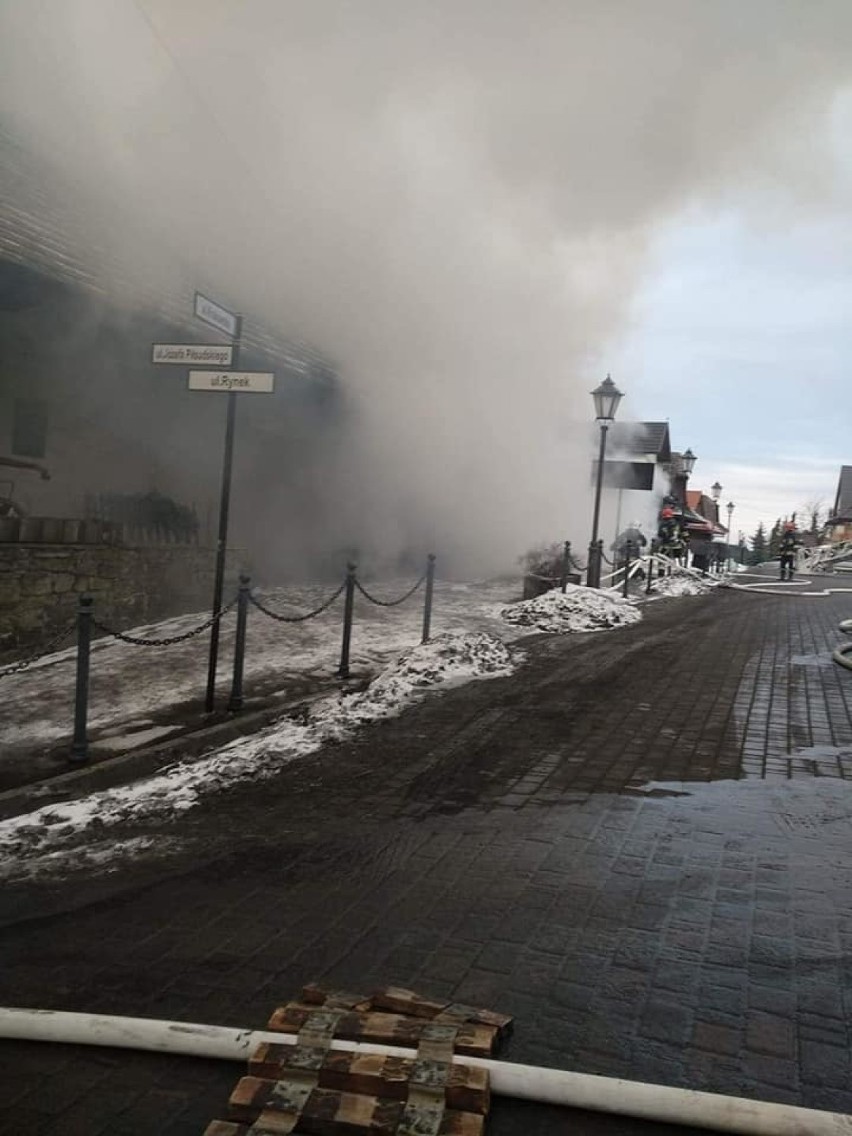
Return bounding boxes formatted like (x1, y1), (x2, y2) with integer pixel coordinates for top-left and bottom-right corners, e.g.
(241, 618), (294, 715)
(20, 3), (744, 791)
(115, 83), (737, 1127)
(613, 98), (852, 541)
(2, 1), (851, 564)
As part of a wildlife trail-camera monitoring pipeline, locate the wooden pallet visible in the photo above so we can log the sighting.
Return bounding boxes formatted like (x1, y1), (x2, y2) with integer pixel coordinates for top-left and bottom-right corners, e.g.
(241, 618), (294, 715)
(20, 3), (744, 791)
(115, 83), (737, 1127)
(300, 985), (512, 1041)
(201, 985), (511, 1135)
(248, 1045), (490, 1114)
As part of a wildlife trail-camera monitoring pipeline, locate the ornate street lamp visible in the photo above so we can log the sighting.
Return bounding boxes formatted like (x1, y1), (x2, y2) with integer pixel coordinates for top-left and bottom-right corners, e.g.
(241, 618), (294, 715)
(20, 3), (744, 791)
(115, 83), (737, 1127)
(710, 481), (722, 525)
(682, 448), (697, 478)
(587, 374), (624, 587)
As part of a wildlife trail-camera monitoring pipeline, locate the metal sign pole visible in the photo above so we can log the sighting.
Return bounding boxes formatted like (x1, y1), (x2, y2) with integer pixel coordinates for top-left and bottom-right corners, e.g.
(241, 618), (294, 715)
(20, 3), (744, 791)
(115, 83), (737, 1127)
(204, 314), (242, 713)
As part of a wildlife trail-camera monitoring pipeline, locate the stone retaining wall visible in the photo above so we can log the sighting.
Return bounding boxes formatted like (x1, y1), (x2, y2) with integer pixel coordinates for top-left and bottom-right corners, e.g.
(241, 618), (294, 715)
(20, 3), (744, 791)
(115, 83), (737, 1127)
(0, 544), (242, 661)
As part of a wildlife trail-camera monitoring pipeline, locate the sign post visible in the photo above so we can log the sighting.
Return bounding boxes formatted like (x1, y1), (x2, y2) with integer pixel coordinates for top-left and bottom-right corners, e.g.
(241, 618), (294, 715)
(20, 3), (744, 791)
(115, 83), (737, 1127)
(150, 294), (276, 713)
(205, 316), (242, 715)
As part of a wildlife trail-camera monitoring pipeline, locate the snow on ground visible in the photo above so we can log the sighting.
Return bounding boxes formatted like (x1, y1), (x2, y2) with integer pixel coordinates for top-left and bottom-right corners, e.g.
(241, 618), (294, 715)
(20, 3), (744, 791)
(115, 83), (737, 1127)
(0, 572), (686, 880)
(649, 569), (718, 598)
(0, 578), (518, 757)
(500, 583), (642, 633)
(0, 631), (515, 880)
(311, 632), (515, 740)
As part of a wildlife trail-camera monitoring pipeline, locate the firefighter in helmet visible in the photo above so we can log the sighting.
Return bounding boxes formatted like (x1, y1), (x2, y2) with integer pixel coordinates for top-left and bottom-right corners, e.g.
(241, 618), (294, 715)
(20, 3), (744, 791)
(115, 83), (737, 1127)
(779, 521), (800, 581)
(657, 506), (685, 558)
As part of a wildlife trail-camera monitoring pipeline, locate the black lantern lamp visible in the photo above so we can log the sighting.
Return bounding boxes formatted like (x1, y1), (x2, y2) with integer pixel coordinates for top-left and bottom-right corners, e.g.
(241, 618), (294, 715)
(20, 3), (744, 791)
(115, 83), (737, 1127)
(591, 374), (624, 422)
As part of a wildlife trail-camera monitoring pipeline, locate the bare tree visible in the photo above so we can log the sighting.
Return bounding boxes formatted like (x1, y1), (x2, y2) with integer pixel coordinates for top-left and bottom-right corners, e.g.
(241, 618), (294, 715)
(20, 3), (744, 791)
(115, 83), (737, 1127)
(798, 498), (826, 534)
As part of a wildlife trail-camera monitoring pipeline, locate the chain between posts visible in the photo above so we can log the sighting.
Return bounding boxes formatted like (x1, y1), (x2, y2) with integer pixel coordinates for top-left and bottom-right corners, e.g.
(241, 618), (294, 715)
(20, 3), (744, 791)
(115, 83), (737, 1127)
(354, 574), (426, 607)
(91, 597), (238, 647)
(0, 619), (77, 679)
(248, 580), (346, 623)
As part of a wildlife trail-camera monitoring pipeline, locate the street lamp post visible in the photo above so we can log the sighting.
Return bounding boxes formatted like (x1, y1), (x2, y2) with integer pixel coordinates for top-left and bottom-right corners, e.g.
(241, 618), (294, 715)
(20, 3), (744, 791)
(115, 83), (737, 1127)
(587, 374), (624, 588)
(726, 501), (735, 569)
(678, 449), (697, 568)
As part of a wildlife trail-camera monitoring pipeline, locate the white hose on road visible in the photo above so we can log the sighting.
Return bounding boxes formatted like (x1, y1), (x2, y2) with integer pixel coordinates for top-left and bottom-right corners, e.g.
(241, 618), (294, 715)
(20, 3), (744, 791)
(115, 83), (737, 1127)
(1, 1007), (851, 1135)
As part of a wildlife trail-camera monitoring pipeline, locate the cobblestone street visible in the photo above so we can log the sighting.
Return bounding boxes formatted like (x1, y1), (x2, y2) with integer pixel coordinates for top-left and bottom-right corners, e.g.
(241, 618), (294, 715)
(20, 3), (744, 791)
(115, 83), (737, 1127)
(1, 584), (851, 1134)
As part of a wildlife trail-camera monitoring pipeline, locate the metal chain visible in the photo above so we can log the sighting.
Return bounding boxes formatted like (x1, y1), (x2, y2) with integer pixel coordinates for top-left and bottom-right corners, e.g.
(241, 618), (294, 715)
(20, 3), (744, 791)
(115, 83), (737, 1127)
(91, 596), (238, 647)
(0, 619), (77, 679)
(248, 580), (346, 623)
(354, 574), (426, 607)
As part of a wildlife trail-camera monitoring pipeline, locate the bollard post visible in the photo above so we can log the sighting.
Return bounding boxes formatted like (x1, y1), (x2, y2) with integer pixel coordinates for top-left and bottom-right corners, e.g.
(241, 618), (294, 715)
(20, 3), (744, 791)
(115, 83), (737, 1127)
(560, 541), (571, 593)
(70, 595), (93, 764)
(622, 541), (633, 598)
(227, 574), (251, 713)
(421, 553), (436, 644)
(646, 540), (656, 594)
(337, 562), (356, 679)
(585, 540), (598, 588)
(597, 540), (605, 588)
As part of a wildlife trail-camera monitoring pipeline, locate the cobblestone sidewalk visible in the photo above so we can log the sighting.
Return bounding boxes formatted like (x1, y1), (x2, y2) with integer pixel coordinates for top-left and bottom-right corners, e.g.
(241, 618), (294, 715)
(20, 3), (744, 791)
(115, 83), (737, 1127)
(0, 585), (851, 1134)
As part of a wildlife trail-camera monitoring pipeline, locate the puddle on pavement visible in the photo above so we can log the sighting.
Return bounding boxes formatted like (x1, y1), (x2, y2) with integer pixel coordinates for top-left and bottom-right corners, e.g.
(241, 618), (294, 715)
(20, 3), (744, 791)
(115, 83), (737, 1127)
(628, 776), (852, 837)
(789, 652), (835, 667)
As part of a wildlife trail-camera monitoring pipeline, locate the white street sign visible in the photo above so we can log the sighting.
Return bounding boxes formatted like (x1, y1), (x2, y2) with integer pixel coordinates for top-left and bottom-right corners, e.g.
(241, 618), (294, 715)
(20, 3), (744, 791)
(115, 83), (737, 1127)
(188, 370), (275, 393)
(194, 292), (238, 339)
(152, 343), (234, 366)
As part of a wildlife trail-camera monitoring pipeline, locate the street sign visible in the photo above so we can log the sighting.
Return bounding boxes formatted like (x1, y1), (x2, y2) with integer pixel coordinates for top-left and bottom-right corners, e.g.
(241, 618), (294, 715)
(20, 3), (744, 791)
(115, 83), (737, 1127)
(152, 343), (234, 366)
(194, 292), (238, 339)
(188, 370), (275, 393)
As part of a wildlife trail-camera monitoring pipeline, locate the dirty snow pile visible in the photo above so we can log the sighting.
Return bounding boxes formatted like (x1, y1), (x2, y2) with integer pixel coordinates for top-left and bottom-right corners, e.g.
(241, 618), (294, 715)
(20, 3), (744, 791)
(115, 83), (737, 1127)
(0, 632), (514, 880)
(500, 584), (641, 633)
(312, 631), (515, 740)
(651, 571), (718, 597)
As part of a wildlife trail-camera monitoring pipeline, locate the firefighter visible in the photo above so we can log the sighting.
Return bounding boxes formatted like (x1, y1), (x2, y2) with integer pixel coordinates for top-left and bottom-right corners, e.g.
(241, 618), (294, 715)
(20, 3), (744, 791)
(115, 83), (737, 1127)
(779, 521), (799, 581)
(657, 507), (678, 549)
(660, 507), (689, 557)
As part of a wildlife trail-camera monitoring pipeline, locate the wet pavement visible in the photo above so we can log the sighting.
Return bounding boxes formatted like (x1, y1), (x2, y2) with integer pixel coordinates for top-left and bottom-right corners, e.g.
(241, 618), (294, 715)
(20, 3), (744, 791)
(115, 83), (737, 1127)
(1, 581), (852, 1133)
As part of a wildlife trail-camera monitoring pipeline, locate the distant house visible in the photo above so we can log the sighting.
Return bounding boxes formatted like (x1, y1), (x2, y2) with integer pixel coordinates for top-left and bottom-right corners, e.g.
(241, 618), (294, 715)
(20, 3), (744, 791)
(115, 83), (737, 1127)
(685, 490), (726, 537)
(595, 421), (671, 551)
(827, 466), (852, 543)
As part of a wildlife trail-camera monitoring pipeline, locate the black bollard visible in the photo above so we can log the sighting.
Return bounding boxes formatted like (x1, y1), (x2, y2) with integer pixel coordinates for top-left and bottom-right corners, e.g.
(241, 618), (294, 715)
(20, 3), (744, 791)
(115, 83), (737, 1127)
(70, 595), (93, 764)
(586, 540), (598, 588)
(337, 562), (356, 678)
(560, 541), (571, 593)
(227, 574), (251, 712)
(646, 539), (656, 594)
(421, 554), (436, 644)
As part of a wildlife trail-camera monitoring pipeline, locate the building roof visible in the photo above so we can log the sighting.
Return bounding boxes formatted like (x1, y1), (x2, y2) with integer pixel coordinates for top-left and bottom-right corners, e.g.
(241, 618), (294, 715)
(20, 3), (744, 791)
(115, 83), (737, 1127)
(833, 466), (852, 518)
(0, 126), (327, 372)
(686, 490), (701, 510)
(609, 421), (671, 462)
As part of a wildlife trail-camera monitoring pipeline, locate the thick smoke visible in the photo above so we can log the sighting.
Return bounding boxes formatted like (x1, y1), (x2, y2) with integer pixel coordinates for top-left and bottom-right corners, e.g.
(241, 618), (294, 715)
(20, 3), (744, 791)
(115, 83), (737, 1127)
(2, 1), (851, 573)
